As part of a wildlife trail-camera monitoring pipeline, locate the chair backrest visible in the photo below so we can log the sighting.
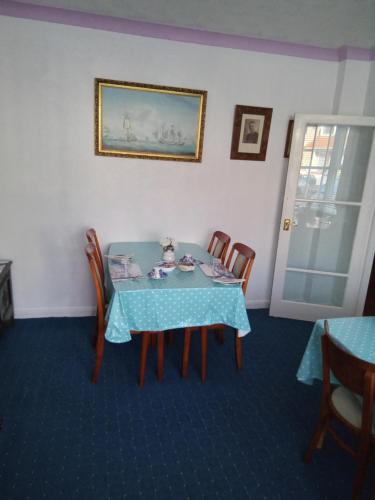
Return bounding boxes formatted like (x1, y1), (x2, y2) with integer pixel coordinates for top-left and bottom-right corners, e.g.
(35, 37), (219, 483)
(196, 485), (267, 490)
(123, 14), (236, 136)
(225, 242), (256, 294)
(85, 243), (105, 332)
(322, 321), (375, 431)
(85, 228), (105, 283)
(207, 231), (231, 263)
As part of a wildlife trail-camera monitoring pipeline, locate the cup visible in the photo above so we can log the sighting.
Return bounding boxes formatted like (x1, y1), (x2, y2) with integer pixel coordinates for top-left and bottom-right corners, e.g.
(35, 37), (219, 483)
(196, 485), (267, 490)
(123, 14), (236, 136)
(152, 266), (162, 278)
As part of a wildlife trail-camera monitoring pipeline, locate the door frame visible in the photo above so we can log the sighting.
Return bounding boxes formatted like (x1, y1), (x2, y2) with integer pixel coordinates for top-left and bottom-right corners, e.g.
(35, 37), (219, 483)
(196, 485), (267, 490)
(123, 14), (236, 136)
(270, 113), (375, 320)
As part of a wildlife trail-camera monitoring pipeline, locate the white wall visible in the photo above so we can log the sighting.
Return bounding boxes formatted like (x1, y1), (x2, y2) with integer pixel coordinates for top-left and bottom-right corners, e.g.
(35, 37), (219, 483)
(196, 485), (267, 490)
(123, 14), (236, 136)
(333, 59), (372, 114)
(0, 15), (344, 317)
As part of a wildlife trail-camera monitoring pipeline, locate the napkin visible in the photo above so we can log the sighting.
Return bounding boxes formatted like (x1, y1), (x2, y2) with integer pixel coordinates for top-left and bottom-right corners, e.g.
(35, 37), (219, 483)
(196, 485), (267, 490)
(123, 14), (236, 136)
(200, 263), (233, 278)
(212, 277), (245, 285)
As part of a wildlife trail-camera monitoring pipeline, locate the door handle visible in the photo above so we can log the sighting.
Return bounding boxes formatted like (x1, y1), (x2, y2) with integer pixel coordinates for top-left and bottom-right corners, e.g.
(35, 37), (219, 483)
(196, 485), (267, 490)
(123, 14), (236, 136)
(283, 218), (291, 231)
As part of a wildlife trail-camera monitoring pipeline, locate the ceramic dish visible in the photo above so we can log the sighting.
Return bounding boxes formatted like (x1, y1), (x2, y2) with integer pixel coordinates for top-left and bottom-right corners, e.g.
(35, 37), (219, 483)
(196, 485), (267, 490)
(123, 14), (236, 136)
(160, 266), (175, 273)
(179, 254), (195, 265)
(148, 270), (168, 280)
(159, 261), (176, 272)
(178, 256), (204, 266)
(178, 264), (195, 272)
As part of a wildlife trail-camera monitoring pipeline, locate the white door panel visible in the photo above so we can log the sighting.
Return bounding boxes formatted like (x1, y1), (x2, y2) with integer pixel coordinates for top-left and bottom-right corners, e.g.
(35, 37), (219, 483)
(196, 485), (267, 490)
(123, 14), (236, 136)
(270, 114), (375, 321)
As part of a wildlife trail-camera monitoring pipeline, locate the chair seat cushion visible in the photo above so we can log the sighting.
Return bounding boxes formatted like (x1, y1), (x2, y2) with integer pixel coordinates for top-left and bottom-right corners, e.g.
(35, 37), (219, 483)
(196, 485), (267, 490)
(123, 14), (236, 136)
(331, 386), (375, 434)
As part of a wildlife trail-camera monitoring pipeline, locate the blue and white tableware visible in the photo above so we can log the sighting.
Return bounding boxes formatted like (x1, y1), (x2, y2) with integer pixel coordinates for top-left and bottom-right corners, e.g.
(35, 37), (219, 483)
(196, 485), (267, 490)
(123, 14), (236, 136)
(148, 267), (168, 279)
(180, 254), (195, 265)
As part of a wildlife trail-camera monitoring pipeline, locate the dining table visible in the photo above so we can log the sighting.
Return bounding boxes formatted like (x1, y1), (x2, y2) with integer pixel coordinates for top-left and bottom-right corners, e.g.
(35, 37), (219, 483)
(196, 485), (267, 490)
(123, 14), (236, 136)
(104, 242), (251, 343)
(297, 316), (375, 385)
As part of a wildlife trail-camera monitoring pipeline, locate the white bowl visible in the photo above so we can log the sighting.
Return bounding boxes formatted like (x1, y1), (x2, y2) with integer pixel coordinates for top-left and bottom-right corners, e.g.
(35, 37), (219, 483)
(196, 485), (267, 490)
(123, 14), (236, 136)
(178, 264), (195, 272)
(161, 265), (175, 273)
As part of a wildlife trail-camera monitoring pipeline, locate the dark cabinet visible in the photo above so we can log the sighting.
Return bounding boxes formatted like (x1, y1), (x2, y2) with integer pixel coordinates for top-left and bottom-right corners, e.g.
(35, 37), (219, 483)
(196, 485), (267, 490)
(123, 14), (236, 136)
(0, 260), (14, 330)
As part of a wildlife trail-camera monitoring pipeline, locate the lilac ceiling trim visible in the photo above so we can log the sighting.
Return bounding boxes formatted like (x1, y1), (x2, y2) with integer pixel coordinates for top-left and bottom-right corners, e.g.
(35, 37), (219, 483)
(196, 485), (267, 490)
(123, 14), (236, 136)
(1, 0), (374, 62)
(338, 46), (374, 62)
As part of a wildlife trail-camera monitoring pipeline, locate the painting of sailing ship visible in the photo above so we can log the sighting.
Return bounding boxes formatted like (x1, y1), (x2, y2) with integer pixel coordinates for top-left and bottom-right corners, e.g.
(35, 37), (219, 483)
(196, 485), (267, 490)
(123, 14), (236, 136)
(95, 79), (207, 162)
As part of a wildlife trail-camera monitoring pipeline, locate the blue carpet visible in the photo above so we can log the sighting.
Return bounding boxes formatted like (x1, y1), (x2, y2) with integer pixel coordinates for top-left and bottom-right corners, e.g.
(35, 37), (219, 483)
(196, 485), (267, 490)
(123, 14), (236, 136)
(0, 310), (373, 499)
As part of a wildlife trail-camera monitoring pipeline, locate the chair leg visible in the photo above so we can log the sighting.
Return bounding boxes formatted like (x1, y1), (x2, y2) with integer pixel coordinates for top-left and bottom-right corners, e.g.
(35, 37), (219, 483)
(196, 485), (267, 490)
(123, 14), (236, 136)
(92, 312), (99, 350)
(150, 333), (157, 348)
(182, 328), (192, 378)
(235, 334), (242, 370)
(201, 327), (208, 383)
(303, 412), (331, 463)
(352, 438), (372, 500)
(139, 333), (150, 388)
(92, 332), (104, 384)
(157, 333), (164, 382)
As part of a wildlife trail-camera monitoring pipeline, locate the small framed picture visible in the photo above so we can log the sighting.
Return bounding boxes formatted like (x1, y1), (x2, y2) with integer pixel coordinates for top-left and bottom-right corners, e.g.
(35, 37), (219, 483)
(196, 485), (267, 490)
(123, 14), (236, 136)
(284, 119), (294, 158)
(230, 105), (273, 161)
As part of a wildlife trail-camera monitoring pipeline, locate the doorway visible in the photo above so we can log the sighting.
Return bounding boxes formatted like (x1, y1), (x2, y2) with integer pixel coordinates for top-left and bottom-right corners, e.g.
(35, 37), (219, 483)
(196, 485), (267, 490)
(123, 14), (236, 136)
(270, 114), (375, 321)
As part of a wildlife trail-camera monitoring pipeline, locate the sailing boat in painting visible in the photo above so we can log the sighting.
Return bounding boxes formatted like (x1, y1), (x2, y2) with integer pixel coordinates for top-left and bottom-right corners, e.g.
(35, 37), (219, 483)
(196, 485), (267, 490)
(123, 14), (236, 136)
(158, 124), (184, 146)
(123, 113), (137, 142)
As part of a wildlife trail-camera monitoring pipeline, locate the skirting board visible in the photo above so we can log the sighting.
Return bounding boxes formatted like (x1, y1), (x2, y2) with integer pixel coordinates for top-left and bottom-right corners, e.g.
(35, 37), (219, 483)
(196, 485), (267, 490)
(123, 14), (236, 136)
(14, 306), (97, 319)
(14, 300), (269, 319)
(246, 299), (270, 309)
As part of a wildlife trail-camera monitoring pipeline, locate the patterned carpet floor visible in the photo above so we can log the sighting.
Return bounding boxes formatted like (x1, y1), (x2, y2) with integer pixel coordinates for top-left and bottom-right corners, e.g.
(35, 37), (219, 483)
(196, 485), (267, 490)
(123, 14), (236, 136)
(0, 309), (373, 499)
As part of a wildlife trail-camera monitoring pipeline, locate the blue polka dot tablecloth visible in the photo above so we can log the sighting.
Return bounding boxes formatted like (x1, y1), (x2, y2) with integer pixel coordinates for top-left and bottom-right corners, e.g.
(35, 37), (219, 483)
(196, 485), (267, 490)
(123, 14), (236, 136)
(297, 316), (375, 385)
(104, 242), (251, 343)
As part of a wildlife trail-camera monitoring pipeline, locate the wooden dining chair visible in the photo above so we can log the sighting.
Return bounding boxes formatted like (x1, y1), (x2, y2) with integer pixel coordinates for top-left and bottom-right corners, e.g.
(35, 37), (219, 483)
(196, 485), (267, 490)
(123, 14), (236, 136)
(85, 243), (164, 387)
(304, 320), (375, 500)
(182, 242), (256, 382)
(207, 230), (231, 263)
(85, 228), (105, 285)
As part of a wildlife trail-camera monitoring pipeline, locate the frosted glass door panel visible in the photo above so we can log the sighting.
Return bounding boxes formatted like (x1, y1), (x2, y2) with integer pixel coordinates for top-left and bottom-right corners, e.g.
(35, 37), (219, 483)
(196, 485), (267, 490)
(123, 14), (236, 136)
(287, 203), (360, 273)
(283, 272), (347, 307)
(270, 114), (375, 321)
(297, 125), (373, 202)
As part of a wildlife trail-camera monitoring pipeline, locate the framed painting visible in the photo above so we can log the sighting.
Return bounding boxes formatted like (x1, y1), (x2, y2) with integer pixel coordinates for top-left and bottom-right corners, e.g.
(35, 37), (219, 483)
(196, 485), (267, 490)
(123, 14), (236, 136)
(230, 105), (273, 161)
(95, 78), (207, 162)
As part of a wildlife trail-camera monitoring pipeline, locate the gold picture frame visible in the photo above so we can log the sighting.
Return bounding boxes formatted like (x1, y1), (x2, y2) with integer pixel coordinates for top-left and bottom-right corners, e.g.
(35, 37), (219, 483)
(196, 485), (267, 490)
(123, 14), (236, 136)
(95, 78), (207, 162)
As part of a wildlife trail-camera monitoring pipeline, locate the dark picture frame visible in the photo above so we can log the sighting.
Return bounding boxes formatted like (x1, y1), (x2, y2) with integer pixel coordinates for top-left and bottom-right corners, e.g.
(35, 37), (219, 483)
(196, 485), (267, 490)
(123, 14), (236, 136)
(95, 78), (207, 162)
(284, 119), (294, 158)
(230, 105), (273, 161)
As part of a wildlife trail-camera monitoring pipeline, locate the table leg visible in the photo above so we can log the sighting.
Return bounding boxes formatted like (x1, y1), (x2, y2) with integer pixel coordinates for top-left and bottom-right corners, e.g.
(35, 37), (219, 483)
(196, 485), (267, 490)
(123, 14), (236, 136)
(201, 327), (208, 383)
(182, 328), (192, 378)
(157, 333), (164, 381)
(139, 333), (150, 388)
(235, 334), (242, 370)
